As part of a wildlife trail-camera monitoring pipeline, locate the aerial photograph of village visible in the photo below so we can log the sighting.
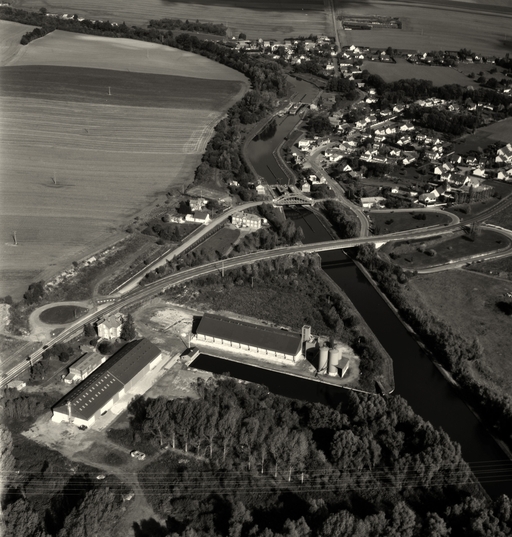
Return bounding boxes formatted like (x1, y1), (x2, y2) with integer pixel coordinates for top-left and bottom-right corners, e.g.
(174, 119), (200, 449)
(1, 0), (512, 535)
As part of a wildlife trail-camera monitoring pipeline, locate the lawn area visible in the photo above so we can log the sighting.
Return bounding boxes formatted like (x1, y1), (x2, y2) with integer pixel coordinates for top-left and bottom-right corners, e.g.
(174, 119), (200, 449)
(190, 227), (240, 258)
(408, 269), (512, 396)
(382, 229), (511, 268)
(370, 210), (452, 234)
(38, 305), (89, 325)
(363, 59), (471, 86)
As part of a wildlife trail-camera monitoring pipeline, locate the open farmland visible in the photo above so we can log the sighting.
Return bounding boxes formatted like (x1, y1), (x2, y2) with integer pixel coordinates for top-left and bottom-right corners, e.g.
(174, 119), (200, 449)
(0, 26), (247, 299)
(363, 59), (472, 86)
(453, 118), (512, 154)
(336, 0), (512, 57)
(5, 31), (247, 81)
(14, 0), (328, 39)
(0, 19), (35, 65)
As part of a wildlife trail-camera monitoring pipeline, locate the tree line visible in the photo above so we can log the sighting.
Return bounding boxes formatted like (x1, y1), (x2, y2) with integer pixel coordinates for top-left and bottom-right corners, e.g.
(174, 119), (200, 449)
(106, 378), (512, 537)
(148, 18), (227, 36)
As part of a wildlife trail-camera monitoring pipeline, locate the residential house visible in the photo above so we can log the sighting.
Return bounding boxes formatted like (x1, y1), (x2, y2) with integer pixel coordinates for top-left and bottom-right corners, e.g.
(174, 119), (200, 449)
(96, 313), (123, 340)
(361, 196), (386, 209)
(496, 144), (512, 164)
(231, 212), (266, 229)
(185, 211), (211, 224)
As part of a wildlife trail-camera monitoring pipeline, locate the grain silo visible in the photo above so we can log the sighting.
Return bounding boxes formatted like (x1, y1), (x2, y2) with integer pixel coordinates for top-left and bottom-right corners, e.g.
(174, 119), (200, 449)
(328, 346), (341, 376)
(318, 345), (329, 374)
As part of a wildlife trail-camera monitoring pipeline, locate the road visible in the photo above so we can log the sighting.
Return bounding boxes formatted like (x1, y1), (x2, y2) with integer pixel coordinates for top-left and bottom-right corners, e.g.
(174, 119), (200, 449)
(307, 144), (370, 236)
(327, 0), (341, 52)
(114, 201), (264, 295)
(0, 215), (490, 389)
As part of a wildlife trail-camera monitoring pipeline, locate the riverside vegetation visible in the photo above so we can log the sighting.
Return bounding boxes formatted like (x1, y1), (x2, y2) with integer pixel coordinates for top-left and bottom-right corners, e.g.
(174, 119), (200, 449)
(356, 243), (512, 449)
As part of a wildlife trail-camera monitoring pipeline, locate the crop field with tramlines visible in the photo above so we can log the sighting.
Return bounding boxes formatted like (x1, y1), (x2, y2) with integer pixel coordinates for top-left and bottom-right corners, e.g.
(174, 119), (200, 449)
(336, 0), (512, 57)
(15, 0), (328, 39)
(0, 26), (247, 299)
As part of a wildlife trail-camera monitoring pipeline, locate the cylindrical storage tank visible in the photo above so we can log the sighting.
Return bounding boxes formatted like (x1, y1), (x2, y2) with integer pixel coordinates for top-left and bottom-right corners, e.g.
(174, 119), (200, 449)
(328, 346), (341, 376)
(319, 345), (329, 374)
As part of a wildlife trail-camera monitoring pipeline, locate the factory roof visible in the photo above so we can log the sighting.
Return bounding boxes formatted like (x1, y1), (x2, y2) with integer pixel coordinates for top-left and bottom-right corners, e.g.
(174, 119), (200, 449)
(196, 314), (302, 356)
(69, 352), (104, 374)
(53, 339), (161, 420)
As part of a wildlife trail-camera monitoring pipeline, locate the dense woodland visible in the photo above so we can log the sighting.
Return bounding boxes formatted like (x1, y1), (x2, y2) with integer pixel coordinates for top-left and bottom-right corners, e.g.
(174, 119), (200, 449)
(355, 243), (512, 445)
(107, 378), (512, 537)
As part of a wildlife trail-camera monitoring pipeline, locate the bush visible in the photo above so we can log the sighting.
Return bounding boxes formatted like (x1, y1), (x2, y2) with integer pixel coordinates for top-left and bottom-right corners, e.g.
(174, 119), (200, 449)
(426, 249), (437, 256)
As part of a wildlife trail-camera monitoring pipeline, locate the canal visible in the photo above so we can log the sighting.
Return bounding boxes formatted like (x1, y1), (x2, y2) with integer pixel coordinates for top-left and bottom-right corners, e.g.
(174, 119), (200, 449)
(247, 76), (319, 185)
(192, 79), (512, 498)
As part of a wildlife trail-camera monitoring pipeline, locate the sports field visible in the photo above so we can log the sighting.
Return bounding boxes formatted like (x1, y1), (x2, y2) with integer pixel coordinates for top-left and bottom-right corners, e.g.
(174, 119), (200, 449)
(337, 0), (512, 57)
(14, 0), (328, 39)
(363, 59), (472, 86)
(0, 26), (247, 299)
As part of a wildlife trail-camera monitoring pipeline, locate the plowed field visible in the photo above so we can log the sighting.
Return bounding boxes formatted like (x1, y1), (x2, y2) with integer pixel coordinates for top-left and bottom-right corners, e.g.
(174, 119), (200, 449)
(14, 0), (328, 39)
(337, 0), (512, 57)
(0, 26), (247, 299)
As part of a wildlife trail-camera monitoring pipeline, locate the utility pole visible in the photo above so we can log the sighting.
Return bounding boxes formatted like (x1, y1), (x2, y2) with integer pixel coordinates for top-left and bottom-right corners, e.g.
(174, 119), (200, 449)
(108, 86), (111, 96)
(12, 231), (17, 245)
(221, 259), (225, 278)
(52, 171), (57, 185)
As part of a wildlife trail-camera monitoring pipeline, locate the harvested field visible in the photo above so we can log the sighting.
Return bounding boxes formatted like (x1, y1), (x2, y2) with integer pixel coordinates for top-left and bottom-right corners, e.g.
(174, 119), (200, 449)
(409, 269), (512, 396)
(363, 59), (471, 86)
(337, 0), (512, 57)
(5, 31), (247, 81)
(0, 27), (248, 299)
(15, 0), (327, 39)
(0, 20), (35, 65)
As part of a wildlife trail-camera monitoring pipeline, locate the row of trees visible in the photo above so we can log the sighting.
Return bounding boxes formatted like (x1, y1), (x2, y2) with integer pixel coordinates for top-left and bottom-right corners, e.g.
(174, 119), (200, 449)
(113, 378), (512, 537)
(355, 243), (512, 442)
(148, 18), (227, 35)
(320, 200), (361, 238)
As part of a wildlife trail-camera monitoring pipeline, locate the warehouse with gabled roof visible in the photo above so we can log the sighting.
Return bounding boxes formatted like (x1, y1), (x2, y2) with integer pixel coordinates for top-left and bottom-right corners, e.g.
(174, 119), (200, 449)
(52, 338), (161, 428)
(193, 313), (306, 362)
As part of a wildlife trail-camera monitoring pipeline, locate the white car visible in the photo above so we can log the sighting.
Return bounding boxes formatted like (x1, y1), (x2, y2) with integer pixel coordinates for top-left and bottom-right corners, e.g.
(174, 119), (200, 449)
(130, 450), (146, 461)
(96, 474), (106, 480)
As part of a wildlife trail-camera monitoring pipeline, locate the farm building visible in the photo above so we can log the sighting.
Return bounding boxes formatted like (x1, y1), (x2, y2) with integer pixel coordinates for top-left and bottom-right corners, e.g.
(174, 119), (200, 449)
(52, 339), (162, 428)
(185, 211), (211, 224)
(63, 352), (107, 384)
(193, 313), (306, 362)
(96, 313), (123, 340)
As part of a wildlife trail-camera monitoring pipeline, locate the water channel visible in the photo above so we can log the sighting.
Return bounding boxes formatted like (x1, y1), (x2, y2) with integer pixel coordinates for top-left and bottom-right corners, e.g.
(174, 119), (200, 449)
(192, 80), (512, 498)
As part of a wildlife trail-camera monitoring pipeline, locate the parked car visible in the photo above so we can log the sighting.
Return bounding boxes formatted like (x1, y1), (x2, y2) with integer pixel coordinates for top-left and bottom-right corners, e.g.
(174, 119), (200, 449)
(96, 474), (106, 480)
(77, 425), (87, 431)
(122, 491), (134, 501)
(130, 450), (146, 461)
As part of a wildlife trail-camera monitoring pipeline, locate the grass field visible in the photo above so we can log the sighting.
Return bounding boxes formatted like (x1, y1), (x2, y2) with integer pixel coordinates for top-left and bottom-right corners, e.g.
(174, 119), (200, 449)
(190, 227), (240, 258)
(383, 229), (511, 268)
(370, 210), (452, 234)
(466, 256), (512, 281)
(336, 0), (512, 57)
(363, 59), (472, 86)
(14, 0), (328, 39)
(0, 26), (248, 299)
(409, 269), (512, 396)
(452, 119), (512, 154)
(38, 305), (88, 324)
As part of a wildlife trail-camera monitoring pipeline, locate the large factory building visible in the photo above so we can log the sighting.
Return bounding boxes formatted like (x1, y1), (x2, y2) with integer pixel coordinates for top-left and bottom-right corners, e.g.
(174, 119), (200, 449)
(52, 339), (161, 428)
(193, 313), (308, 362)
